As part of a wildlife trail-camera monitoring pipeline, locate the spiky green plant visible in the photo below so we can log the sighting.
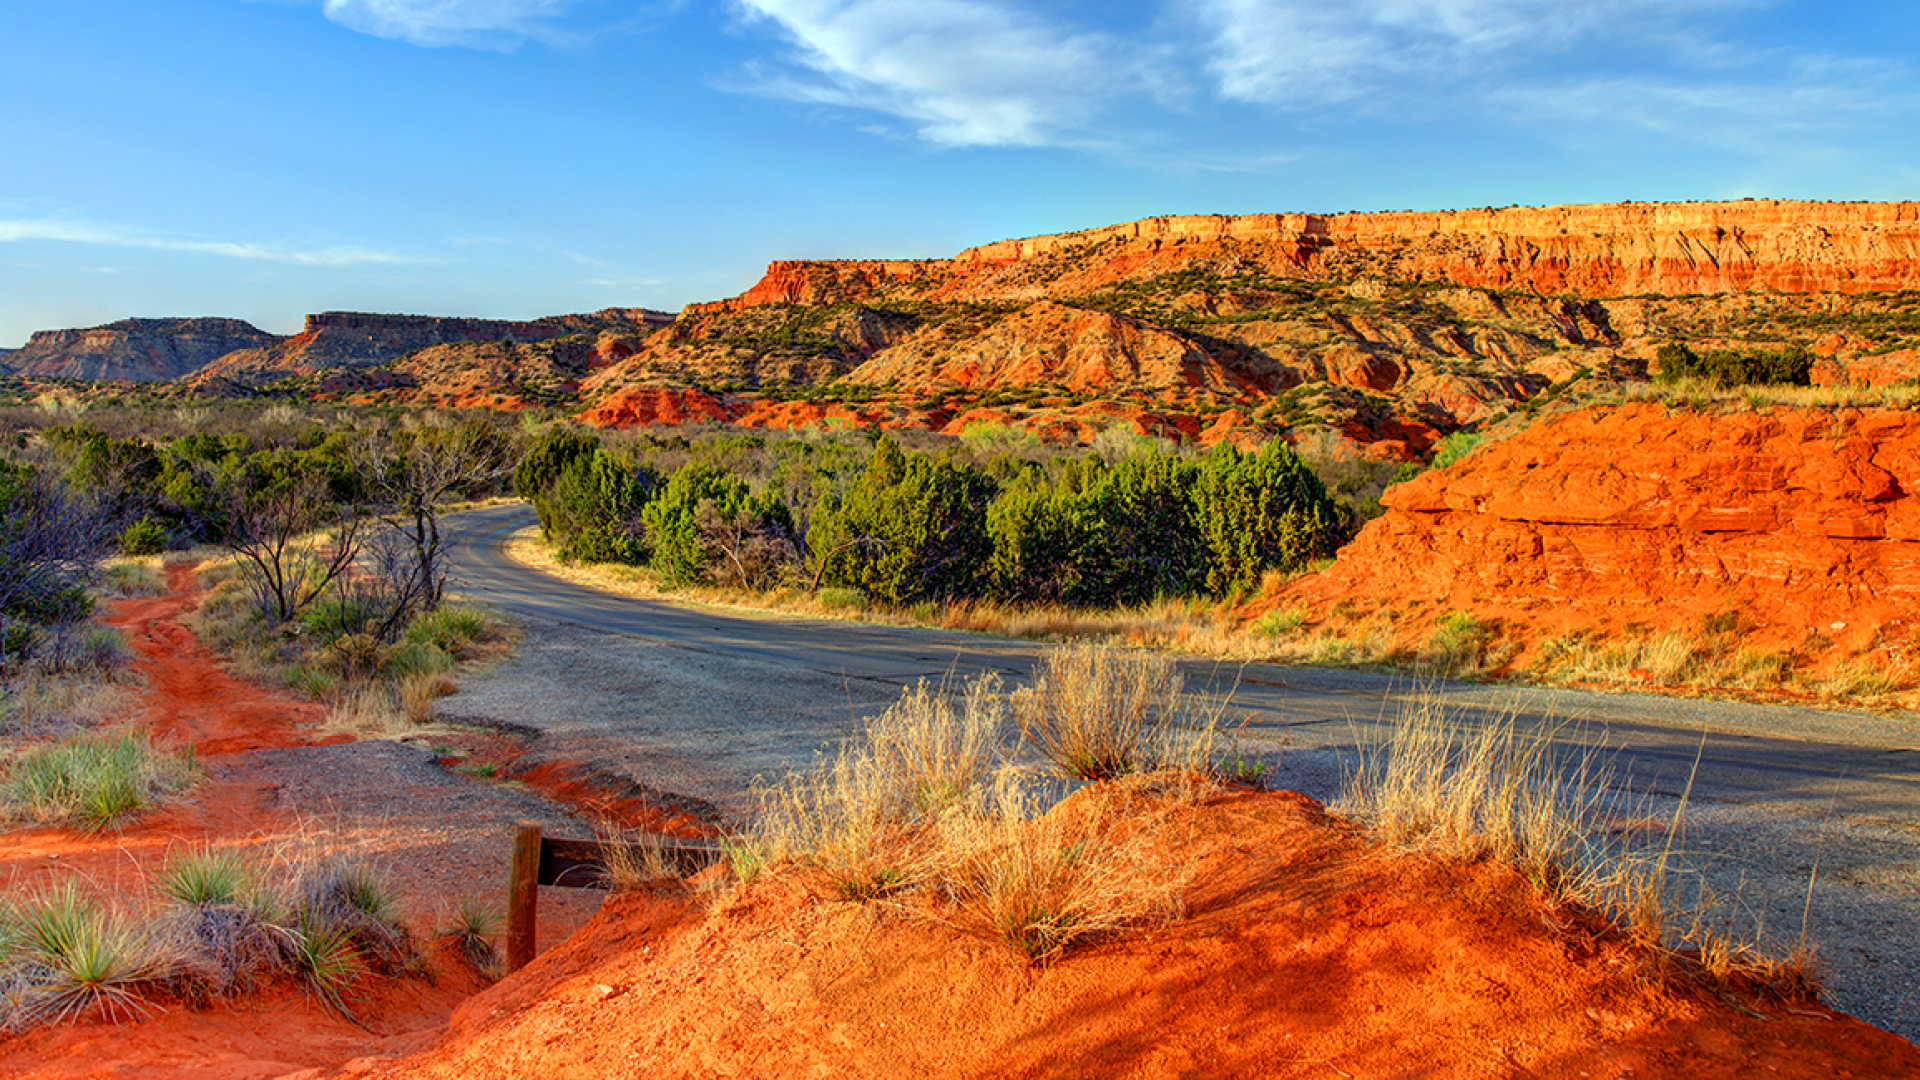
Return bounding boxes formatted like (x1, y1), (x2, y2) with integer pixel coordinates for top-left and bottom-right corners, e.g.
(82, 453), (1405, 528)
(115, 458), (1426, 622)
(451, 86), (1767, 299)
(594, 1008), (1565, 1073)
(157, 847), (252, 907)
(10, 885), (157, 1026)
(437, 897), (504, 980)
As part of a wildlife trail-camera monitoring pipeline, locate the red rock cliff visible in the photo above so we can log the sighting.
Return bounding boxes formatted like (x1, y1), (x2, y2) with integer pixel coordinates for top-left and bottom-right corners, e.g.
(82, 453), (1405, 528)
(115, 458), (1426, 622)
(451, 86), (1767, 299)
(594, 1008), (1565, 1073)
(707, 200), (1920, 311)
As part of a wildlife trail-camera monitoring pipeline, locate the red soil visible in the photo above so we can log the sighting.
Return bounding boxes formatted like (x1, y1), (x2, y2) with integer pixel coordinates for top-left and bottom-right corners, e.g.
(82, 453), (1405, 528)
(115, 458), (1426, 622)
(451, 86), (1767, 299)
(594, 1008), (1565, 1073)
(0, 568), (592, 1078)
(1267, 402), (1920, 679)
(353, 790), (1920, 1080)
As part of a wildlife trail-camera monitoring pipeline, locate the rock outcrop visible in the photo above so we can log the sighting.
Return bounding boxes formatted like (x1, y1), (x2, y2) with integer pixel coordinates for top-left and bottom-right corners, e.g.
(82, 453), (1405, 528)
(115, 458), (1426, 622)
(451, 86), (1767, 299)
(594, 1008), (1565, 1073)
(575, 200), (1920, 448)
(1282, 403), (1920, 668)
(4, 318), (283, 382)
(190, 312), (578, 388)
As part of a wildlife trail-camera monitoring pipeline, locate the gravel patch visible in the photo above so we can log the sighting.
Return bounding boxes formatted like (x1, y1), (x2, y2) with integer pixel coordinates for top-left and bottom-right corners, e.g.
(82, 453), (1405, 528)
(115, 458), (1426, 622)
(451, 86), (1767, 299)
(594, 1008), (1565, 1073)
(219, 740), (606, 940)
(440, 619), (905, 822)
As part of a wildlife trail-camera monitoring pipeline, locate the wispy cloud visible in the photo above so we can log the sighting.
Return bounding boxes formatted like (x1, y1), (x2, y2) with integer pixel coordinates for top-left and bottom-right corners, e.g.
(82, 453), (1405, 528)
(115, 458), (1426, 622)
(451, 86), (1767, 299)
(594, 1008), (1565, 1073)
(729, 0), (1145, 146)
(1190, 0), (1745, 107)
(1493, 55), (1920, 156)
(0, 220), (415, 267)
(315, 0), (593, 49)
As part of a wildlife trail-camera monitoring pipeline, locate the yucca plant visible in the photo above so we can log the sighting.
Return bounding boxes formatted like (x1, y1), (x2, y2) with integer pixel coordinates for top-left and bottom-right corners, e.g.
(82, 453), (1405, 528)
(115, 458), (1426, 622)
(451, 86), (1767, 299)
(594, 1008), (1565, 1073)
(157, 847), (252, 907)
(437, 897), (504, 980)
(10, 885), (158, 1026)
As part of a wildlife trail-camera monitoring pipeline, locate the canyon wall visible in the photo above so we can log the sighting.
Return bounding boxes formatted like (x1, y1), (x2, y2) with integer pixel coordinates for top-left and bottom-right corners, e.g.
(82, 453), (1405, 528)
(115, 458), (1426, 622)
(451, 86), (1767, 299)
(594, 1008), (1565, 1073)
(4, 318), (282, 381)
(189, 311), (579, 387)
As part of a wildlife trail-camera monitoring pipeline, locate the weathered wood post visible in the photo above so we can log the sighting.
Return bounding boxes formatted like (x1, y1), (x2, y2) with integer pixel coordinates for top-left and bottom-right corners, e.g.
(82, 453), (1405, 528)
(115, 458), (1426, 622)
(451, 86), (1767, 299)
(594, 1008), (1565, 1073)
(507, 820), (542, 972)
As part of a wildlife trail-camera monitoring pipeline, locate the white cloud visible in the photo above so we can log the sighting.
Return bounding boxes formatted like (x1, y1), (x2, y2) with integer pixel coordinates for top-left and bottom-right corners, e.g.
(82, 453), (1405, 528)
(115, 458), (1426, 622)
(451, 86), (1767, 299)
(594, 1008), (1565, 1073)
(730, 0), (1142, 146)
(0, 220), (415, 267)
(316, 0), (589, 49)
(1191, 0), (1746, 107)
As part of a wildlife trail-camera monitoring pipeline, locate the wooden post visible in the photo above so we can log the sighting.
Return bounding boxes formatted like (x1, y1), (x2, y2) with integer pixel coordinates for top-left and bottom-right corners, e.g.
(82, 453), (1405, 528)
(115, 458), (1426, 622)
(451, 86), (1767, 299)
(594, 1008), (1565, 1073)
(507, 821), (542, 973)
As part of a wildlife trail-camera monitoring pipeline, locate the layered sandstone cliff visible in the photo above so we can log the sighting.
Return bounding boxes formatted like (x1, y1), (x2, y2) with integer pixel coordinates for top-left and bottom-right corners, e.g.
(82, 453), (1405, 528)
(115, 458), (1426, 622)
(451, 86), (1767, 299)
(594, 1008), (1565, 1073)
(1281, 403), (1920, 673)
(691, 201), (1920, 316)
(5, 318), (282, 381)
(588, 200), (1911, 452)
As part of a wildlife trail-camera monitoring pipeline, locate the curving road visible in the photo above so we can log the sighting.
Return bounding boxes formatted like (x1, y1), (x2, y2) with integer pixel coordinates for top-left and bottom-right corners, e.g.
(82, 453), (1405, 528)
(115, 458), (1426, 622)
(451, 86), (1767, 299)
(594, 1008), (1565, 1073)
(443, 502), (1919, 1040)
(446, 504), (1917, 817)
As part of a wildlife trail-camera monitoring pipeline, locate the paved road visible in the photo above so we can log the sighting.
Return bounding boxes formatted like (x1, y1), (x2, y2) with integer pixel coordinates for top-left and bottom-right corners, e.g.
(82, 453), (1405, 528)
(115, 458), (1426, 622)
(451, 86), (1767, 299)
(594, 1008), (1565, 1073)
(444, 503), (1920, 1040)
(446, 504), (1918, 822)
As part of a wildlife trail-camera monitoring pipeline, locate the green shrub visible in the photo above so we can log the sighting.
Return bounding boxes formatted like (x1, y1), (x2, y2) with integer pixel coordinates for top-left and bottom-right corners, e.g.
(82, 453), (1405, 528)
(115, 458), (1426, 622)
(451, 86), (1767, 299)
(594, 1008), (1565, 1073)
(1193, 441), (1341, 597)
(1655, 341), (1813, 387)
(546, 449), (655, 565)
(403, 606), (490, 655)
(642, 462), (780, 587)
(117, 517), (168, 557)
(810, 439), (995, 605)
(1430, 431), (1484, 469)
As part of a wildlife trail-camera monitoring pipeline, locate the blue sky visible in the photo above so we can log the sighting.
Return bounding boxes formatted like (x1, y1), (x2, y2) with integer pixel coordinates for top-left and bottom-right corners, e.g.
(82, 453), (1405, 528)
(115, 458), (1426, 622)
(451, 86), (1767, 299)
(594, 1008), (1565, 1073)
(2, 0), (1917, 347)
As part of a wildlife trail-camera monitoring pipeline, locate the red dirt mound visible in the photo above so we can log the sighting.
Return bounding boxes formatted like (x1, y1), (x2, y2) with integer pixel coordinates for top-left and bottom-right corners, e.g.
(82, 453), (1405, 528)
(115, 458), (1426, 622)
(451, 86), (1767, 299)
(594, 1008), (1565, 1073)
(1270, 402), (1920, 674)
(344, 790), (1919, 1080)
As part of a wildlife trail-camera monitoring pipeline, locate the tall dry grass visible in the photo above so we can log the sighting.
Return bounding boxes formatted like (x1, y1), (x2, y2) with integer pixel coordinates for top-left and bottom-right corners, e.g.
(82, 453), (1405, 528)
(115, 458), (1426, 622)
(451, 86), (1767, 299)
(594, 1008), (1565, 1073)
(1012, 643), (1220, 782)
(1339, 690), (1823, 1001)
(934, 770), (1185, 961)
(745, 651), (1216, 958)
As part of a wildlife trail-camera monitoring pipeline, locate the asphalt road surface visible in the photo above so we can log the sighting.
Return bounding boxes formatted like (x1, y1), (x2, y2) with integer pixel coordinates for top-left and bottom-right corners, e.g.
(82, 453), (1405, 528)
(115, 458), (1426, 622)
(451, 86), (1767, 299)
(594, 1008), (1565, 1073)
(443, 502), (1920, 1040)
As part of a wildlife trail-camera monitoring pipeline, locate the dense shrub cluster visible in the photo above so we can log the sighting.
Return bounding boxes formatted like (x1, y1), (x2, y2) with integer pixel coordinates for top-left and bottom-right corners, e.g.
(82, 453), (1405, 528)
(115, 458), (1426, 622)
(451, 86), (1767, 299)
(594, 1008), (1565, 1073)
(1655, 342), (1813, 388)
(515, 427), (1343, 606)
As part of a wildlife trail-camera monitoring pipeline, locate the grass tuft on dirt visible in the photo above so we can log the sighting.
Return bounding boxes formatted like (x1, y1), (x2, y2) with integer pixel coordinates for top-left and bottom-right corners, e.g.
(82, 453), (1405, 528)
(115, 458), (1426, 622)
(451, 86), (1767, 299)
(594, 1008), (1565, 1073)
(0, 728), (197, 828)
(1338, 689), (1824, 1003)
(746, 648), (1216, 959)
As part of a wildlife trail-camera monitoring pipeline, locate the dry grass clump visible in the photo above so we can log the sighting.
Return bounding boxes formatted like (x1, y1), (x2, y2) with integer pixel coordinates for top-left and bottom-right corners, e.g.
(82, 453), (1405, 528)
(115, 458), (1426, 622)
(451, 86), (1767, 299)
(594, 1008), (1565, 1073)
(934, 771), (1184, 961)
(1530, 617), (1913, 705)
(593, 820), (683, 891)
(400, 671), (459, 725)
(1617, 378), (1920, 412)
(1340, 690), (1824, 1003)
(747, 651), (1215, 959)
(1013, 644), (1219, 782)
(98, 559), (167, 598)
(0, 667), (135, 738)
(1339, 695), (1610, 891)
(755, 731), (945, 902)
